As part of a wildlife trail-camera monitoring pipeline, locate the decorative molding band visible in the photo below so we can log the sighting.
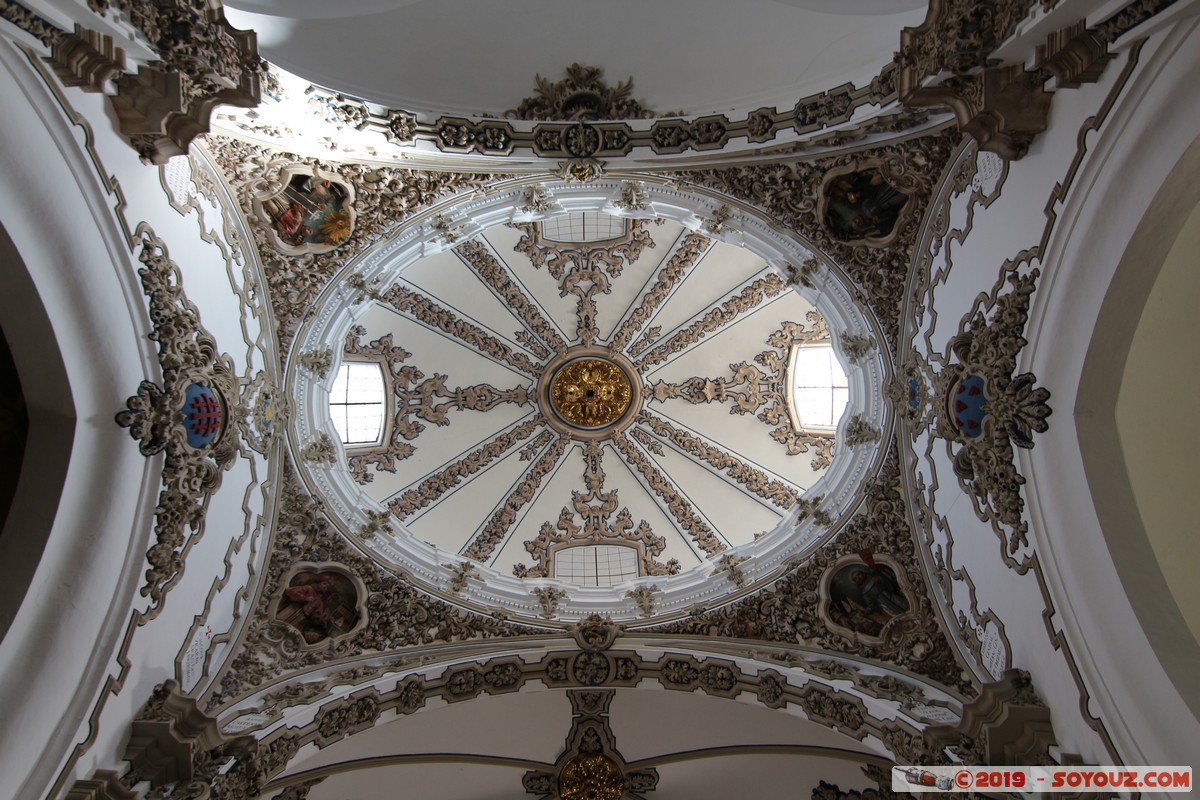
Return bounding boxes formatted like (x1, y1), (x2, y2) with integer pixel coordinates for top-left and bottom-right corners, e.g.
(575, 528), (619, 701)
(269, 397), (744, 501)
(298, 61), (904, 160)
(200, 136), (497, 353)
(524, 689), (658, 800)
(340, 324), (533, 485)
(205, 470), (542, 713)
(645, 446), (976, 696)
(608, 232), (711, 354)
(674, 128), (958, 350)
(463, 434), (570, 562)
(220, 650), (1052, 798)
(646, 316), (836, 466)
(513, 441), (681, 580)
(387, 416), (548, 520)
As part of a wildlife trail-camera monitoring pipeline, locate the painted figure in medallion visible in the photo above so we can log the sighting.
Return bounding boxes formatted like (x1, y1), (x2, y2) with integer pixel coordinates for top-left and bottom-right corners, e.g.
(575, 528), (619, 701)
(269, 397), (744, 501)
(262, 173), (352, 248)
(275, 570), (359, 644)
(826, 550), (910, 638)
(823, 168), (910, 241)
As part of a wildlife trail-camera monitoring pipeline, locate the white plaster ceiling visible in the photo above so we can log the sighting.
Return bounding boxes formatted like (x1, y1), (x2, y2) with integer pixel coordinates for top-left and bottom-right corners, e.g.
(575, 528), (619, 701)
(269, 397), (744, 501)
(292, 180), (887, 620)
(342, 213), (832, 580)
(223, 0), (925, 118)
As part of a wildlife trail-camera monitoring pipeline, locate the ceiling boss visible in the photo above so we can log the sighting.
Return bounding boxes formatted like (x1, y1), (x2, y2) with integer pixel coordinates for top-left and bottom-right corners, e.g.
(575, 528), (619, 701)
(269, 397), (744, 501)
(548, 356), (633, 430)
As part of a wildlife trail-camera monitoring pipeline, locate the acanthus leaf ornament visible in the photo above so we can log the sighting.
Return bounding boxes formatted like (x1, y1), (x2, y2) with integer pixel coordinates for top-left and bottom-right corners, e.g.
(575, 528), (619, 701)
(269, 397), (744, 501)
(115, 228), (239, 615)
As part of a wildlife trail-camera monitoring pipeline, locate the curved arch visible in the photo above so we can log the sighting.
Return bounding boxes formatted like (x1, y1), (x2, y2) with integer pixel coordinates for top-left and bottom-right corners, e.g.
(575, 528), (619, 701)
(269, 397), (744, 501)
(0, 221), (74, 643)
(215, 640), (968, 792)
(1021, 18), (1200, 767)
(0, 43), (164, 800)
(1076, 135), (1200, 714)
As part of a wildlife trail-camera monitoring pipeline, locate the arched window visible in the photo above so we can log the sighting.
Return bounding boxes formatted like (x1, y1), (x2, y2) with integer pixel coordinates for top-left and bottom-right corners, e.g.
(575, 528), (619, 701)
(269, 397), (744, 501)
(329, 362), (386, 445)
(553, 545), (640, 588)
(791, 345), (849, 431)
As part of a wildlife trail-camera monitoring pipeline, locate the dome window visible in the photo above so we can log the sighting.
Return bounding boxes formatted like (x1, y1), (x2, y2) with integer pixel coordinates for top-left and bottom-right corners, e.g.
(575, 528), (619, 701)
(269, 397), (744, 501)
(553, 545), (640, 588)
(791, 345), (849, 431)
(330, 363), (386, 445)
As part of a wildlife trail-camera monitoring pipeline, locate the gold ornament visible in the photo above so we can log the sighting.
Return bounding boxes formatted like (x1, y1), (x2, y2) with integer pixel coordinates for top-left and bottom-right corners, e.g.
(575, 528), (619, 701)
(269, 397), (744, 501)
(549, 358), (631, 429)
(558, 753), (624, 800)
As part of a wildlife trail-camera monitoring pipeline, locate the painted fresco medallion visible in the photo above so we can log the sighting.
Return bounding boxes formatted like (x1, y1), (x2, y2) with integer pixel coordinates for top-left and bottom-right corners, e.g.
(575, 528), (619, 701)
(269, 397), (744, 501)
(549, 357), (632, 430)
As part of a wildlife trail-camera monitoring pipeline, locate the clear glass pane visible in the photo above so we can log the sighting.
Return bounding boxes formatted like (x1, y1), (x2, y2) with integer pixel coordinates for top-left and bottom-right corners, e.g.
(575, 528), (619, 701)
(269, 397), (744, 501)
(553, 545), (640, 588)
(330, 362), (385, 445)
(541, 212), (627, 243)
(792, 345), (848, 430)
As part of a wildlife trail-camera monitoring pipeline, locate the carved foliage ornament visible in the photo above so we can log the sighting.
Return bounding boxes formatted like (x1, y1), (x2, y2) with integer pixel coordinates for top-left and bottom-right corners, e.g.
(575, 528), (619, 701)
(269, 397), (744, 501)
(648, 314), (837, 468)
(675, 129), (957, 349)
(340, 325), (533, 484)
(893, 0), (1177, 159)
(524, 690), (658, 800)
(28, 0), (264, 163)
(933, 269), (1051, 555)
(115, 228), (239, 615)
(507, 63), (656, 122)
(251, 166), (356, 255)
(819, 161), (916, 247)
(201, 649), (1062, 787)
(549, 358), (632, 429)
(285, 60), (904, 159)
(205, 470), (539, 711)
(343, 323), (535, 484)
(648, 447), (976, 696)
(201, 136), (498, 353)
(514, 442), (680, 580)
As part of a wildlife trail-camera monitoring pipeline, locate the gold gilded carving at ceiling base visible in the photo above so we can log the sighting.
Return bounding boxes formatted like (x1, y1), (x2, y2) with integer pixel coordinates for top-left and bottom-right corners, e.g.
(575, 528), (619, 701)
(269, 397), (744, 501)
(558, 753), (624, 800)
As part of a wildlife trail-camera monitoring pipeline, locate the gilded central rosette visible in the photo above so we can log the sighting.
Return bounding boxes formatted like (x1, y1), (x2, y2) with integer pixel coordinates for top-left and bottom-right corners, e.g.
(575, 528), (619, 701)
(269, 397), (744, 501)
(557, 753), (624, 800)
(549, 358), (632, 429)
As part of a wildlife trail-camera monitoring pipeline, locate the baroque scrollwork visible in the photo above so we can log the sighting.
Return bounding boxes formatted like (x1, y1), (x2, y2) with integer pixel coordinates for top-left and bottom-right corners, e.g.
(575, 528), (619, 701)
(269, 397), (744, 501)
(636, 272), (789, 368)
(511, 216), (656, 346)
(932, 269), (1051, 555)
(524, 690), (658, 800)
(608, 232), (710, 354)
(636, 411), (798, 508)
(387, 417), (547, 519)
(514, 442), (681, 579)
(612, 432), (726, 556)
(34, 0), (264, 163)
(340, 325), (533, 484)
(205, 468), (540, 711)
(673, 129), (958, 350)
(115, 228), (239, 615)
(646, 447), (976, 695)
(648, 314), (837, 467)
(464, 434), (570, 562)
(507, 63), (656, 122)
(201, 136), (500, 353)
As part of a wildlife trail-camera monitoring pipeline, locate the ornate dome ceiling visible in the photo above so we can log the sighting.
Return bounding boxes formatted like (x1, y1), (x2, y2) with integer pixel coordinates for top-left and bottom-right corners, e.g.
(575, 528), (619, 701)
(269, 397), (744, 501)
(291, 179), (887, 622)
(223, 0), (925, 119)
